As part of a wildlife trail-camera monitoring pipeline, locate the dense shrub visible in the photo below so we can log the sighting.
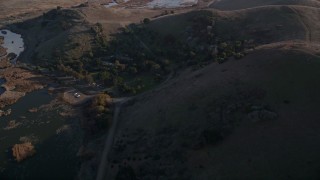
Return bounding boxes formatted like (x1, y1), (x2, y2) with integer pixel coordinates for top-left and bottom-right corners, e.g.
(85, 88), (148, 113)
(85, 93), (112, 129)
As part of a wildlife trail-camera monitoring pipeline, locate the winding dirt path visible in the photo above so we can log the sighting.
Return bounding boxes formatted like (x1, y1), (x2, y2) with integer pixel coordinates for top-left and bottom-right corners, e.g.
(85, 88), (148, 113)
(255, 40), (320, 58)
(289, 6), (311, 42)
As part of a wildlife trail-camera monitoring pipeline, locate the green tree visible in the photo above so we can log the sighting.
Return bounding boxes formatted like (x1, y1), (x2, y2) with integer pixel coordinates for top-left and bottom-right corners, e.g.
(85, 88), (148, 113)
(85, 75), (94, 83)
(151, 63), (161, 73)
(99, 71), (111, 81)
(113, 76), (124, 86)
(143, 18), (150, 24)
(128, 67), (138, 74)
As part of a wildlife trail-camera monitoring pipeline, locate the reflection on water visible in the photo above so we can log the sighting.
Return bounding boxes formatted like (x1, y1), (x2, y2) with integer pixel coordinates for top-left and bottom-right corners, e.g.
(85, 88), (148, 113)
(147, 0), (198, 8)
(104, 0), (130, 8)
(0, 30), (24, 63)
(0, 89), (82, 179)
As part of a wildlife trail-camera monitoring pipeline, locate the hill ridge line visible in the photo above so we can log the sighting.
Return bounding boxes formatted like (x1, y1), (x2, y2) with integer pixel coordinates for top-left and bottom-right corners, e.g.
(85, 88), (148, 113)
(208, 4), (320, 12)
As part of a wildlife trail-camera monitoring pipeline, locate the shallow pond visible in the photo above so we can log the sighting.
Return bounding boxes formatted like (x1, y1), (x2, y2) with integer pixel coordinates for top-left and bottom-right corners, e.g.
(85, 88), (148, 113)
(147, 0), (198, 8)
(104, 0), (130, 8)
(0, 89), (82, 179)
(0, 29), (24, 63)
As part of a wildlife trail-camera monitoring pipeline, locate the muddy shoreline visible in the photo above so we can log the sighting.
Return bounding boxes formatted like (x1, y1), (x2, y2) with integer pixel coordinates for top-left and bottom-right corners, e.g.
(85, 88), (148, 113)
(0, 61), (47, 109)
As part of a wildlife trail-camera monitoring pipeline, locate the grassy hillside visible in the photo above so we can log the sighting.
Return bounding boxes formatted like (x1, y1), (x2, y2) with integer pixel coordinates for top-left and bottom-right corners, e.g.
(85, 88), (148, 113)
(9, 6), (320, 96)
(210, 0), (320, 10)
(107, 49), (320, 179)
(290, 6), (320, 42)
(147, 6), (316, 45)
(12, 8), (92, 66)
(7, 5), (319, 97)
(0, 0), (84, 22)
(4, 2), (320, 180)
(147, 10), (213, 38)
(213, 6), (307, 43)
(10, 8), (110, 84)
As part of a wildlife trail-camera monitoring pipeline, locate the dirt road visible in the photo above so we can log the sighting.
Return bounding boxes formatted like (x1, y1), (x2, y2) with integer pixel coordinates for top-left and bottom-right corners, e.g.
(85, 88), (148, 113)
(95, 97), (131, 180)
(289, 7), (312, 42)
(95, 71), (174, 180)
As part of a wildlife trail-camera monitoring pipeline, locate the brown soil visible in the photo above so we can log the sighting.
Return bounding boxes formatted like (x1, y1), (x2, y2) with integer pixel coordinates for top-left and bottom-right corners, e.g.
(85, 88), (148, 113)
(0, 46), (6, 58)
(61, 89), (94, 106)
(0, 58), (11, 69)
(0, 36), (6, 58)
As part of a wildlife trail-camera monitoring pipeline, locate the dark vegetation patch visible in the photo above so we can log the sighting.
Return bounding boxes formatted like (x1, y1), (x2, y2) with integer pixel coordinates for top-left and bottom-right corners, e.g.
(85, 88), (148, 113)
(83, 93), (113, 134)
(13, 9), (251, 96)
(214, 7), (305, 43)
(108, 87), (277, 179)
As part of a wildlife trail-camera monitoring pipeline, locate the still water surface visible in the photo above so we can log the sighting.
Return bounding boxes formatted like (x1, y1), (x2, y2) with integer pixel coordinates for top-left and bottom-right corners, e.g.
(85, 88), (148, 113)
(0, 89), (82, 179)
